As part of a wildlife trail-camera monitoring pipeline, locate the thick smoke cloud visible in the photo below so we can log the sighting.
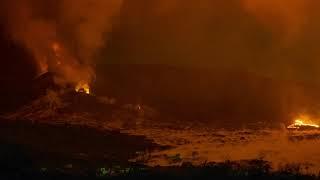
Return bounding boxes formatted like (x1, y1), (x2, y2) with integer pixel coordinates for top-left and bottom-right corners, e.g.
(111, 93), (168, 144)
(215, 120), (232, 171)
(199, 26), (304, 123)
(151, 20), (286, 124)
(0, 0), (122, 86)
(2, 0), (320, 85)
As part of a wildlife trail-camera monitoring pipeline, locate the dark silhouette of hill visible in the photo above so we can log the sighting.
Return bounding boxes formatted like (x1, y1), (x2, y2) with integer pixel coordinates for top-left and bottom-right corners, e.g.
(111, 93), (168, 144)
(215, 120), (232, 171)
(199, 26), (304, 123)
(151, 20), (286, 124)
(0, 26), (37, 113)
(0, 118), (160, 168)
(96, 64), (320, 128)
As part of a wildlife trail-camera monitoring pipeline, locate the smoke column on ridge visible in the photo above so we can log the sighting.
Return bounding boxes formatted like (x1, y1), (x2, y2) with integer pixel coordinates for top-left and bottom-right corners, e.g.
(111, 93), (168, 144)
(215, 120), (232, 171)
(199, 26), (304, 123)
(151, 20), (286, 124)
(0, 0), (123, 86)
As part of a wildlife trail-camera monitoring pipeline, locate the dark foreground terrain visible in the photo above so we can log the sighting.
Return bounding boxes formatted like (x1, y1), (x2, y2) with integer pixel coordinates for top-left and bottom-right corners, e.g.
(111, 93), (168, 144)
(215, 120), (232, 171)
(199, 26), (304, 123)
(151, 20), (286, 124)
(0, 119), (318, 180)
(0, 119), (158, 178)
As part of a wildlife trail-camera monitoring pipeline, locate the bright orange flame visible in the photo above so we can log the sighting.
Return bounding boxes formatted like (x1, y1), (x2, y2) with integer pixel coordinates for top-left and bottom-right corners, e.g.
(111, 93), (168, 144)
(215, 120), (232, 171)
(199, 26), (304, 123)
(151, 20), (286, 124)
(75, 81), (90, 94)
(287, 119), (319, 129)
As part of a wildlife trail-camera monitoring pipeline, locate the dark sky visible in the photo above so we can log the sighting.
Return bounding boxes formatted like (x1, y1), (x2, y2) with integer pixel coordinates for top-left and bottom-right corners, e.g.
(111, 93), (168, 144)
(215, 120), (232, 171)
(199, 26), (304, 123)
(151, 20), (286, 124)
(100, 0), (320, 84)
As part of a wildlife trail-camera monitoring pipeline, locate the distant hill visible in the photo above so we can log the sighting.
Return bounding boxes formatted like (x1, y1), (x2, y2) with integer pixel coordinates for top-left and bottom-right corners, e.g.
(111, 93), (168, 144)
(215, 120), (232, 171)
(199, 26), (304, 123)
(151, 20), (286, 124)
(95, 64), (320, 127)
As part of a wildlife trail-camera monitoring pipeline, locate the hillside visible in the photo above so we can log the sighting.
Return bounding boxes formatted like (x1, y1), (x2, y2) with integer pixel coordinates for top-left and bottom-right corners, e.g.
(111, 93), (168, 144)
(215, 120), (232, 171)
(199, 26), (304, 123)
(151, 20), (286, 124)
(95, 64), (320, 127)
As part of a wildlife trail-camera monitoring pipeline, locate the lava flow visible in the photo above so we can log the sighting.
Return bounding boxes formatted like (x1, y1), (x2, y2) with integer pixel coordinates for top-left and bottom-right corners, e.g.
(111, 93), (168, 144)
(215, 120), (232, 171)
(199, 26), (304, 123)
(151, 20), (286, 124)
(287, 119), (320, 130)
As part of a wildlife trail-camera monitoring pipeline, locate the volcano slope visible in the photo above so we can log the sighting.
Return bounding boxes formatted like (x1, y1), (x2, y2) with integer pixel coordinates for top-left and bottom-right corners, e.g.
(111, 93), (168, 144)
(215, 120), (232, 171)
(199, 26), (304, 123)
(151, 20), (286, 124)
(0, 74), (165, 176)
(2, 68), (320, 179)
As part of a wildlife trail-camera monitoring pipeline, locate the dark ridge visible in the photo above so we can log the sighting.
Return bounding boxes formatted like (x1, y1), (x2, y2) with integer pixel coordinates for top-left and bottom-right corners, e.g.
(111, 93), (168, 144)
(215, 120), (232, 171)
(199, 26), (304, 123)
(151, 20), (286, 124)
(31, 72), (59, 98)
(95, 64), (320, 128)
(0, 26), (37, 113)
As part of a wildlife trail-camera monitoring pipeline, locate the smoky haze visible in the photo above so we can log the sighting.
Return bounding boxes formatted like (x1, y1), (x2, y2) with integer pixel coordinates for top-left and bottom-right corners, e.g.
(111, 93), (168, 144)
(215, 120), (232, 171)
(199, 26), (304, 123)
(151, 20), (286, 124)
(99, 0), (320, 125)
(1, 0), (320, 125)
(2, 0), (320, 83)
(105, 0), (320, 83)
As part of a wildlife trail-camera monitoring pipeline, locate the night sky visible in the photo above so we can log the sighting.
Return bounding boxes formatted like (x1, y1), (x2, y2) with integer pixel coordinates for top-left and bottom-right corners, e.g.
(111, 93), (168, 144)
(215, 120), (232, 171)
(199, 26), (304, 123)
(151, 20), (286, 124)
(101, 0), (320, 83)
(1, 0), (320, 121)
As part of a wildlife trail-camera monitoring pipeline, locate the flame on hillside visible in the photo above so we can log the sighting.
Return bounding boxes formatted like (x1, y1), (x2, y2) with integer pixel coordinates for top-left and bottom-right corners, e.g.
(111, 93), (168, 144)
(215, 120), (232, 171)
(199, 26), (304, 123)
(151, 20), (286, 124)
(51, 42), (63, 66)
(1, 0), (123, 91)
(75, 81), (90, 94)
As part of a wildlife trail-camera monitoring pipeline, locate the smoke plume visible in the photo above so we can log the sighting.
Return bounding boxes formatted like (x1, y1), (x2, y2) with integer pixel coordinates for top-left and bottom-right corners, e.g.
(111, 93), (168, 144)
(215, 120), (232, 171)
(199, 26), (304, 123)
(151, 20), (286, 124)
(0, 0), (122, 86)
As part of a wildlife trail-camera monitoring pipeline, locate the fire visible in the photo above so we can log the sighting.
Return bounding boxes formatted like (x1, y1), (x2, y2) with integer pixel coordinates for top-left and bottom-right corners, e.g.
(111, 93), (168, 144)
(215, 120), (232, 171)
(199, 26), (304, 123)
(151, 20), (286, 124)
(51, 42), (63, 66)
(287, 119), (320, 129)
(52, 42), (61, 53)
(75, 81), (90, 94)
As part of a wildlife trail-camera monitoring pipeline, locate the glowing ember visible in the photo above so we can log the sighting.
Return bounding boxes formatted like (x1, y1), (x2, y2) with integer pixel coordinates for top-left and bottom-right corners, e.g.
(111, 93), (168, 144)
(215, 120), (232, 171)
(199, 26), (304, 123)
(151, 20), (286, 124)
(75, 81), (90, 94)
(287, 119), (319, 129)
(51, 42), (63, 66)
(52, 42), (60, 53)
(52, 42), (62, 57)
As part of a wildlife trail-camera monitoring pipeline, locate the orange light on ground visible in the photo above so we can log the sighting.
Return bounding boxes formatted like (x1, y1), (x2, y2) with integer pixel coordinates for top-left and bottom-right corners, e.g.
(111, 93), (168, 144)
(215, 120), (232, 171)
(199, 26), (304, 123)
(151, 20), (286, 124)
(287, 119), (319, 129)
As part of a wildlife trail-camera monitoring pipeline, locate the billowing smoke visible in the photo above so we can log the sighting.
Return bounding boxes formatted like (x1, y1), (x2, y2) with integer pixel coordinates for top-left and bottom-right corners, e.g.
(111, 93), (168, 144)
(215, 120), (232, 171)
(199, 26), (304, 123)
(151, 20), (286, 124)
(0, 0), (122, 86)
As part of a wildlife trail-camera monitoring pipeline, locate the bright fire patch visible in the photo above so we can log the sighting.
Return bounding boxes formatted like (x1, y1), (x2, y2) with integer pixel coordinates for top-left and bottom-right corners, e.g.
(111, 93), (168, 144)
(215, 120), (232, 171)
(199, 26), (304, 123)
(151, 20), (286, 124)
(287, 119), (319, 129)
(75, 82), (90, 94)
